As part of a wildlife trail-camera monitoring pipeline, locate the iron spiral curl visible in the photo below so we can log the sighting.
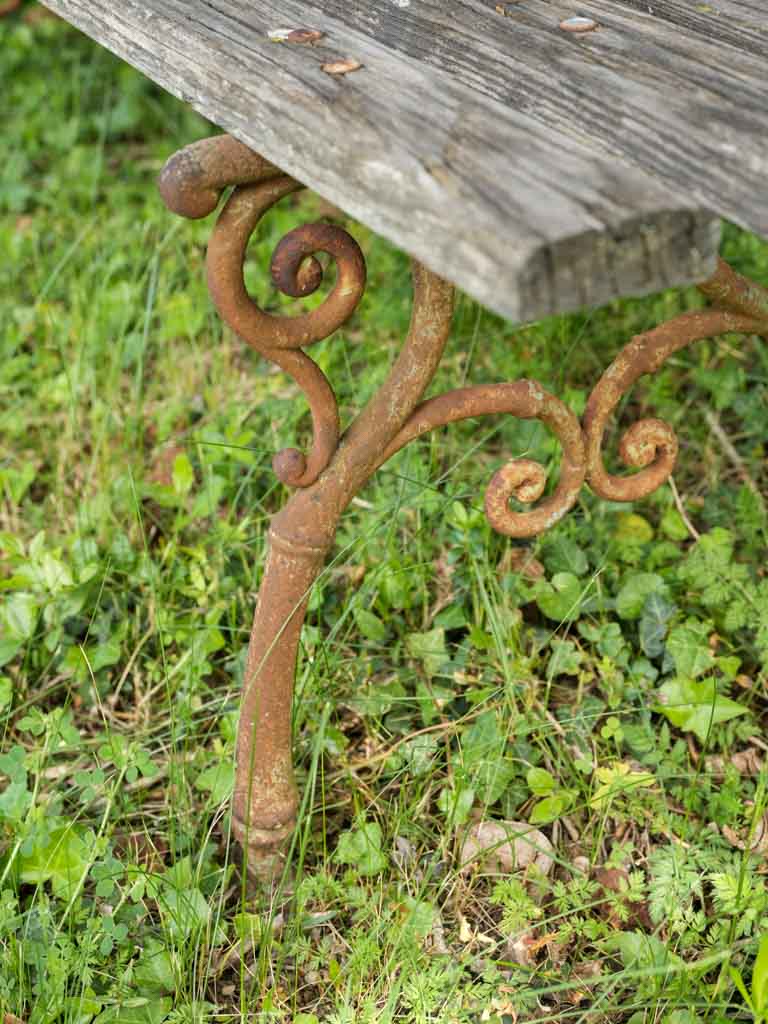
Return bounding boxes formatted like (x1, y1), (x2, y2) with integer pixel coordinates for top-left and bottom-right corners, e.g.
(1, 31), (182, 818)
(583, 258), (768, 503)
(378, 380), (586, 538)
(159, 135), (366, 488)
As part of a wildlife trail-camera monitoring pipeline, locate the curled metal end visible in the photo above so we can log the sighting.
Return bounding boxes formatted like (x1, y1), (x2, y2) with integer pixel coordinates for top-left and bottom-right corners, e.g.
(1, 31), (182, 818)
(588, 417), (678, 502)
(485, 459), (547, 531)
(158, 135), (280, 219)
(272, 447), (308, 486)
(206, 179), (366, 487)
(583, 295), (768, 503)
(378, 379), (586, 539)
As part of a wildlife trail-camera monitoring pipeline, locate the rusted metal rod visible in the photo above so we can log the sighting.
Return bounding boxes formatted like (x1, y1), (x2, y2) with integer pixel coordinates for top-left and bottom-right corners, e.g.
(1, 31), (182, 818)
(159, 134), (768, 883)
(584, 259), (768, 502)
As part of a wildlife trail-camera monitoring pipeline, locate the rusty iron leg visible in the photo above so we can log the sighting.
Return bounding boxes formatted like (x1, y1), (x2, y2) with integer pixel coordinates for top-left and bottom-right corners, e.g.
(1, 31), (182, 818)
(158, 135), (768, 884)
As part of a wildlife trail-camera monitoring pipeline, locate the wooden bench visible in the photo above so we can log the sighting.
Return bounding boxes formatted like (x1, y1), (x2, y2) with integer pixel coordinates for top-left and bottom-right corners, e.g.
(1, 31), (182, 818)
(39, 0), (768, 883)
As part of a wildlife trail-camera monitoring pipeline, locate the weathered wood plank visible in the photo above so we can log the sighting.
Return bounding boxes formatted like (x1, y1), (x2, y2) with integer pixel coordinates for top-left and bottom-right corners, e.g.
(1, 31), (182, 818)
(346, 0), (768, 236)
(38, 0), (725, 323)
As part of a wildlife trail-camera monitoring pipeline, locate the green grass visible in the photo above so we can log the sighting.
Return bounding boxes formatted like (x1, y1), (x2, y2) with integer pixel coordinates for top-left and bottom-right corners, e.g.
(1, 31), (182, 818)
(2, 8), (768, 1024)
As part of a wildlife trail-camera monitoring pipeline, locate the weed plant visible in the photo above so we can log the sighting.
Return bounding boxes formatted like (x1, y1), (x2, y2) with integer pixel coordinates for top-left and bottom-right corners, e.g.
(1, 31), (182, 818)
(1, 10), (768, 1024)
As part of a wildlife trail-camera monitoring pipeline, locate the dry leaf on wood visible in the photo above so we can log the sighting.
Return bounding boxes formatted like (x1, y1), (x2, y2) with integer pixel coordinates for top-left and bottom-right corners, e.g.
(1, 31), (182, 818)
(322, 58), (363, 76)
(268, 27), (324, 44)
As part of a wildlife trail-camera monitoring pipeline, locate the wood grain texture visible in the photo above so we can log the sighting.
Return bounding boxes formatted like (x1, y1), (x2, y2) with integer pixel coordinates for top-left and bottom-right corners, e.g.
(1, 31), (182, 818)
(37, 0), (743, 323)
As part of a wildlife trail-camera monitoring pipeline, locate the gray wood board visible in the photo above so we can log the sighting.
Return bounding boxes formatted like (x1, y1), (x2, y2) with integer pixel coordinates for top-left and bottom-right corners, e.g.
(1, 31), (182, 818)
(38, 0), (729, 324)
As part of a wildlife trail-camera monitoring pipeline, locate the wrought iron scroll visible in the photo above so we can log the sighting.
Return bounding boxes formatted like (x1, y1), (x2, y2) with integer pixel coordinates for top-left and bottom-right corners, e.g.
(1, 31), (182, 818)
(159, 134), (587, 535)
(583, 257), (768, 503)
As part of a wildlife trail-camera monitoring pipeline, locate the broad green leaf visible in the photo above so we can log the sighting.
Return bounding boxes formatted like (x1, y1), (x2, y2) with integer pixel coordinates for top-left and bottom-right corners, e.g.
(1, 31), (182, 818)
(0, 592), (38, 666)
(590, 762), (656, 807)
(19, 825), (90, 899)
(171, 452), (194, 495)
(605, 930), (679, 972)
(335, 820), (388, 877)
(63, 993), (103, 1024)
(458, 710), (515, 804)
(666, 620), (714, 679)
(437, 783), (475, 826)
(354, 607), (389, 644)
(548, 637), (583, 676)
(614, 512), (654, 545)
(194, 761), (234, 804)
(406, 628), (447, 677)
(526, 767), (555, 796)
(541, 536), (588, 576)
(751, 931), (768, 1012)
(400, 897), (435, 940)
(0, 744), (31, 821)
(190, 474), (226, 518)
(399, 733), (439, 776)
(157, 886), (211, 940)
(656, 677), (748, 743)
(94, 997), (172, 1024)
(616, 572), (668, 620)
(639, 592), (676, 658)
(535, 572), (583, 622)
(530, 792), (571, 824)
(661, 507), (689, 541)
(133, 940), (176, 994)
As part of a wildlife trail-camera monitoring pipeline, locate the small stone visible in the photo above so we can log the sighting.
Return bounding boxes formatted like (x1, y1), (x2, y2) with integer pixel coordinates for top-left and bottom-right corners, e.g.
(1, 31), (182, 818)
(459, 820), (554, 876)
(559, 16), (599, 33)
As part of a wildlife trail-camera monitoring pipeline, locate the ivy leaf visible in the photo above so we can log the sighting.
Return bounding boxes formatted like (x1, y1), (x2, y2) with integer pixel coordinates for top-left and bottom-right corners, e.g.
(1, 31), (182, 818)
(548, 638), (583, 676)
(666, 619), (714, 678)
(616, 573), (668, 620)
(535, 572), (583, 622)
(406, 628), (447, 677)
(639, 593), (676, 658)
(335, 820), (388, 877)
(655, 677), (749, 743)
(541, 536), (588, 576)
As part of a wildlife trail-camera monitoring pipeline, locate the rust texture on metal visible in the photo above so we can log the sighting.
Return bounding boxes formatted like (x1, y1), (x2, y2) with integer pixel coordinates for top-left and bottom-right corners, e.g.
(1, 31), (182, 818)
(158, 134), (281, 219)
(379, 380), (585, 537)
(584, 257), (768, 502)
(158, 134), (768, 883)
(206, 177), (366, 488)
